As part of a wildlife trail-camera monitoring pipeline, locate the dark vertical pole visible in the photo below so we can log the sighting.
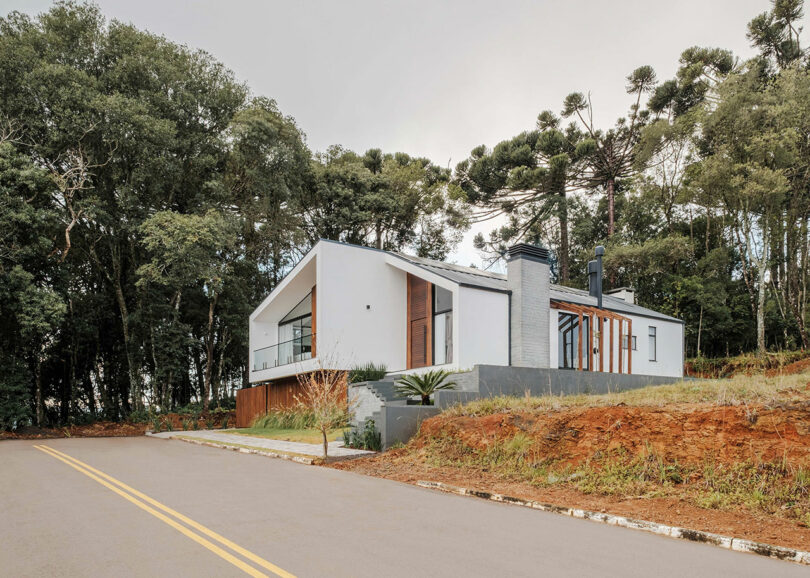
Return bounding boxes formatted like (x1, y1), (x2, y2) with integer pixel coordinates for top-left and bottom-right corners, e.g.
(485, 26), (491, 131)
(595, 246), (605, 309)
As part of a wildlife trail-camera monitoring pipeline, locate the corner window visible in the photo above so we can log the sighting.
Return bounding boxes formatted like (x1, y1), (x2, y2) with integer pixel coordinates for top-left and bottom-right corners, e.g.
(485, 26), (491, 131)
(432, 286), (453, 364)
(558, 312), (589, 370)
(648, 326), (657, 362)
(277, 292), (313, 365)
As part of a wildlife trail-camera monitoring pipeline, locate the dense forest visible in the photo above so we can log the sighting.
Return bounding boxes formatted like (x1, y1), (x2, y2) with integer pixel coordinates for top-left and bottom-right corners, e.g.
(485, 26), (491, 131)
(1, 0), (808, 427)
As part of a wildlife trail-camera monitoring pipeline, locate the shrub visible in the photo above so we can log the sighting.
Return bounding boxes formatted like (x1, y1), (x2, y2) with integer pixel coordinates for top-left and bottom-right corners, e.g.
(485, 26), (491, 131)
(182, 419), (191, 431)
(151, 415), (162, 433)
(164, 417), (173, 432)
(348, 362), (388, 384)
(221, 415), (230, 429)
(205, 417), (215, 429)
(344, 419), (382, 451)
(396, 370), (457, 405)
(127, 409), (151, 424)
(252, 408), (318, 430)
(0, 358), (31, 431)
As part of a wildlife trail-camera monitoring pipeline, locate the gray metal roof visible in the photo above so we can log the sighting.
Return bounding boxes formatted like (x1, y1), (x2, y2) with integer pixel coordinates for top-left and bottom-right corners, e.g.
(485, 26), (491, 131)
(393, 252), (510, 292)
(394, 251), (681, 323)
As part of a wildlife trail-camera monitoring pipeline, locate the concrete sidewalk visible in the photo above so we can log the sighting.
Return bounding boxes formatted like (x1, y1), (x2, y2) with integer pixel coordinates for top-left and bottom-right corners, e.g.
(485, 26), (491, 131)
(149, 429), (374, 458)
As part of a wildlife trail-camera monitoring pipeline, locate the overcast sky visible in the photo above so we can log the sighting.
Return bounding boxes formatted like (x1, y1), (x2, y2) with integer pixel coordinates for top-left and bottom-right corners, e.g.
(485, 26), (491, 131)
(2, 0), (767, 267)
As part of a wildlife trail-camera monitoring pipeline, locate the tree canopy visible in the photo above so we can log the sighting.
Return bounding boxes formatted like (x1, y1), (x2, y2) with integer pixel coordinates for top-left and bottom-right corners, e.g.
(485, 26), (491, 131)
(2, 0), (810, 428)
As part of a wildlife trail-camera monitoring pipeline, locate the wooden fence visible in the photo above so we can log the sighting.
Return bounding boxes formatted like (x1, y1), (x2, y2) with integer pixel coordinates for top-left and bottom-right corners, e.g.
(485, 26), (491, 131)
(235, 377), (309, 427)
(236, 385), (268, 428)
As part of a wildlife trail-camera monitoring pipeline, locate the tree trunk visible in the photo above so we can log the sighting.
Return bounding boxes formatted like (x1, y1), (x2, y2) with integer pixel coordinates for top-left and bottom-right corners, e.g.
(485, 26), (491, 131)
(421, 394), (430, 406)
(115, 281), (141, 413)
(558, 192), (569, 282)
(35, 358), (43, 427)
(203, 294), (218, 412)
(322, 429), (329, 462)
(606, 178), (616, 237)
(756, 241), (769, 355)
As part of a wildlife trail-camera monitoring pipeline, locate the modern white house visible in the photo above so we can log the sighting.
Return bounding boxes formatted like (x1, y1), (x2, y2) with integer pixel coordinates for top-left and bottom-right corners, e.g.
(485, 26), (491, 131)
(248, 240), (685, 389)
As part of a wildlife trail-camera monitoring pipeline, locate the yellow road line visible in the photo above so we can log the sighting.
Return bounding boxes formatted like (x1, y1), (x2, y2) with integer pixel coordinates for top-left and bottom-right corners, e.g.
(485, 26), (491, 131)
(34, 445), (295, 578)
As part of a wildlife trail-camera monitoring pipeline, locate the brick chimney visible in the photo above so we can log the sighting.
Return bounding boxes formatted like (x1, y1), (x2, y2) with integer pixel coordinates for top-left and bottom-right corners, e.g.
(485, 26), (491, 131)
(507, 244), (551, 368)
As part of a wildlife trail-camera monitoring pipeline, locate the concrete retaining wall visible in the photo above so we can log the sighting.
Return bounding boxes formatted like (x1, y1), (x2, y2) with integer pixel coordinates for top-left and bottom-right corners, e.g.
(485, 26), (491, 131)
(435, 365), (690, 409)
(376, 404), (441, 449)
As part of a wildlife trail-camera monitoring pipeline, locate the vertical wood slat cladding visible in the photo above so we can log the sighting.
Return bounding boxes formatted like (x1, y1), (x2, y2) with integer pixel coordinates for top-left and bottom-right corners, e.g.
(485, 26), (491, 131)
(236, 385), (267, 428)
(407, 274), (432, 368)
(268, 376), (304, 410)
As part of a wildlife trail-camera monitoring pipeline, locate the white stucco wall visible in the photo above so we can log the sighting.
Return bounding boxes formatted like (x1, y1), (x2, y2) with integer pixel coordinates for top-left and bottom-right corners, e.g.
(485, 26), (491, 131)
(457, 286), (509, 370)
(316, 241), (407, 371)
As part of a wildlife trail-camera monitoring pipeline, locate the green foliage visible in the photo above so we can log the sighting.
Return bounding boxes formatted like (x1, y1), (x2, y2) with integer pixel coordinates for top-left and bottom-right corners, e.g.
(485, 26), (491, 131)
(221, 415), (230, 429)
(252, 409), (317, 430)
(0, 356), (31, 430)
(395, 370), (457, 405)
(347, 362), (388, 383)
(343, 419), (382, 451)
(251, 407), (350, 431)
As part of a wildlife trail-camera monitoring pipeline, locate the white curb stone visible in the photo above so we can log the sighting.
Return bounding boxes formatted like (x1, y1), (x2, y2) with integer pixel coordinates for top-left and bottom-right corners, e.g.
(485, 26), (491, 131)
(416, 480), (809, 566)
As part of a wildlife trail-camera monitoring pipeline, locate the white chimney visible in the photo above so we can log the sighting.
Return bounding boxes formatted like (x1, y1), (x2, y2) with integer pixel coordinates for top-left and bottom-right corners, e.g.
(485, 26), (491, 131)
(605, 287), (635, 305)
(507, 244), (551, 368)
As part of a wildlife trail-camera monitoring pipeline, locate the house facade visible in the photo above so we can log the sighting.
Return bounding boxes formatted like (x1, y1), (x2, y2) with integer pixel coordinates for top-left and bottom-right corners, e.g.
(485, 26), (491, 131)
(248, 240), (684, 392)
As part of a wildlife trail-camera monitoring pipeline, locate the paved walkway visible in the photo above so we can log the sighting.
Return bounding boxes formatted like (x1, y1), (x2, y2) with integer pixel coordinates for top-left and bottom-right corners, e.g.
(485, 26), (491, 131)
(150, 429), (374, 458)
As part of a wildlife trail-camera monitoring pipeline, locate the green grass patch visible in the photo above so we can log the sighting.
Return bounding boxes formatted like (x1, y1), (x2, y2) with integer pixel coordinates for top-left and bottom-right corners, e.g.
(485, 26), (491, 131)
(442, 371), (810, 418)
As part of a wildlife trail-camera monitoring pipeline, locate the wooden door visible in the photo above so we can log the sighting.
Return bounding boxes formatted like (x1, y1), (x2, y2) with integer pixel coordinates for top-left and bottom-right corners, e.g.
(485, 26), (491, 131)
(407, 274), (432, 368)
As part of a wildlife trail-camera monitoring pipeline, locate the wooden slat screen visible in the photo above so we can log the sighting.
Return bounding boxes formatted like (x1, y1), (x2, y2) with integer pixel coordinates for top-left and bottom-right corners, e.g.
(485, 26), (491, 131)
(236, 385), (267, 428)
(407, 274), (432, 368)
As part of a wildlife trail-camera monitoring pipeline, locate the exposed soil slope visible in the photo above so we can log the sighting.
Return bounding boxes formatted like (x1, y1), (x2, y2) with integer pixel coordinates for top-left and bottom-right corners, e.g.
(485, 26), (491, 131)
(334, 390), (810, 552)
(416, 401), (810, 468)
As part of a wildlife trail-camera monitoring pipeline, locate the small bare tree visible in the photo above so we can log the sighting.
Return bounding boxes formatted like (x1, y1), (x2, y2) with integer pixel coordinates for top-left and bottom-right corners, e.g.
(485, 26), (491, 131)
(295, 365), (352, 462)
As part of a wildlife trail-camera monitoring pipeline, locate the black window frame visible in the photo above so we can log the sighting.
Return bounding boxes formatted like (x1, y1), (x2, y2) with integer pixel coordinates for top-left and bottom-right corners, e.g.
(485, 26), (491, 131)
(648, 326), (657, 362)
(432, 285), (453, 365)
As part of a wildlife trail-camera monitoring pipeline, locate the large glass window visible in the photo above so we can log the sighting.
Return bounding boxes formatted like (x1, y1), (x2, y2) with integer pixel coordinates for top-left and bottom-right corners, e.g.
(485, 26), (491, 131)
(433, 286), (453, 365)
(648, 326), (657, 362)
(558, 312), (589, 370)
(277, 292), (313, 366)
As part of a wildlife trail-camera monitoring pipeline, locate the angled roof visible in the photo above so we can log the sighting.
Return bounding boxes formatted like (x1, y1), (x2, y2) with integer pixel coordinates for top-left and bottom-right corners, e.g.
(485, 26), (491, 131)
(310, 240), (681, 323)
(394, 250), (681, 323)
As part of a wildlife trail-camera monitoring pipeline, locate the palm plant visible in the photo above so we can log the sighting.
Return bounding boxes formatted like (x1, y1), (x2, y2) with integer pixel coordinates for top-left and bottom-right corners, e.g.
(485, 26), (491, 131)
(395, 370), (457, 406)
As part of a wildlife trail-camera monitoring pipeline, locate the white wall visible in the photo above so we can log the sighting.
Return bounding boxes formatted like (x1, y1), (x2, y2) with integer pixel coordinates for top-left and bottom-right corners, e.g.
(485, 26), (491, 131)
(457, 286), (509, 370)
(317, 241), (408, 372)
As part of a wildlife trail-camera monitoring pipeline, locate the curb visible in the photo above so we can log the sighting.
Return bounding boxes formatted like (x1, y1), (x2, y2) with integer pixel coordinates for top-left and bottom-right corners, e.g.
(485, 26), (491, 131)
(147, 432), (316, 465)
(416, 480), (810, 566)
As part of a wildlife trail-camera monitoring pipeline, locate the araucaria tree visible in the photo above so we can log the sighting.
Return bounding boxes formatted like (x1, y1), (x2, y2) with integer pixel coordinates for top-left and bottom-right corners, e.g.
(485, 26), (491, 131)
(454, 112), (591, 281)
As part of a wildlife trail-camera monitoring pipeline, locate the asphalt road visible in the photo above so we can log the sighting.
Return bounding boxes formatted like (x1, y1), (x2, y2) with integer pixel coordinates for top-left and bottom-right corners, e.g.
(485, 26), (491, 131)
(1, 437), (805, 578)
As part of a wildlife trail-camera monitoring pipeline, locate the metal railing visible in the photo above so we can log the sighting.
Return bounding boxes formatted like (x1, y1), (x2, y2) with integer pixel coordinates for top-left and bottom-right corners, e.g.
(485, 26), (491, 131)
(252, 333), (315, 371)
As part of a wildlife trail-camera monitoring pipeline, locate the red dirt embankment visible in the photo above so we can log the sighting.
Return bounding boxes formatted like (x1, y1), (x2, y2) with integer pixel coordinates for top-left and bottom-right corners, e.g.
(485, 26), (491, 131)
(334, 397), (810, 551)
(416, 402), (810, 468)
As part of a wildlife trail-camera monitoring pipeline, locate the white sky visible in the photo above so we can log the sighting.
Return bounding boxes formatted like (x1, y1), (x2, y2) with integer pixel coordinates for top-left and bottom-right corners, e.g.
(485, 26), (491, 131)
(2, 0), (765, 266)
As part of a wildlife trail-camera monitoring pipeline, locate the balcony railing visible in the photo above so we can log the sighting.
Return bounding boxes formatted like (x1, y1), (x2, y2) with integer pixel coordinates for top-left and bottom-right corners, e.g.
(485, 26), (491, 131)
(252, 333), (315, 371)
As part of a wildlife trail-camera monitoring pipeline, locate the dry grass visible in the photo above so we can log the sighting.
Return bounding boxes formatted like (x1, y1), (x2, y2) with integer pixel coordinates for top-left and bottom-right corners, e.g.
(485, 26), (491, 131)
(443, 372), (810, 418)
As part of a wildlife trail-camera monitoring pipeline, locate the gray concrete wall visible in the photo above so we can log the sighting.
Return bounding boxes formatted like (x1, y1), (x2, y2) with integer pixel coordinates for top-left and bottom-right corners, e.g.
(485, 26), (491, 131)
(435, 365), (689, 409)
(377, 404), (441, 449)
